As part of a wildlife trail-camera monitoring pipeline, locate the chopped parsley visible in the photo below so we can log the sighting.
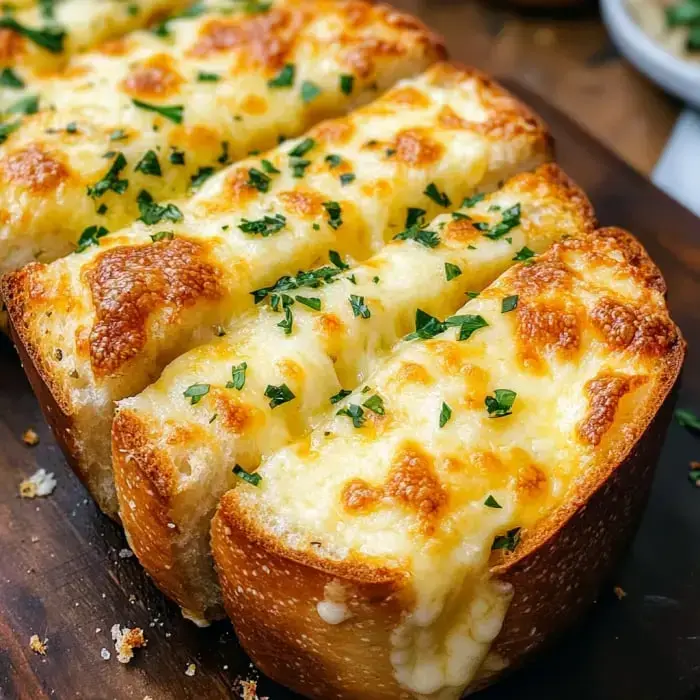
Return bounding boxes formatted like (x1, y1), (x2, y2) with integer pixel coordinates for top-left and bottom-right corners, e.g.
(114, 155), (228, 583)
(290, 158), (310, 178)
(169, 149), (185, 165)
(349, 294), (370, 319)
(110, 129), (128, 142)
(233, 464), (262, 486)
(289, 138), (315, 158)
(405, 208), (426, 227)
(226, 362), (247, 390)
(264, 383), (295, 408)
(501, 295), (519, 313)
(0, 17), (65, 53)
(462, 193), (485, 208)
(261, 159), (280, 174)
(239, 213), (286, 236)
(251, 254), (346, 304)
(484, 495), (502, 509)
(339, 173), (356, 186)
(150, 231), (174, 242)
(445, 262), (462, 281)
(675, 408), (700, 432)
(137, 190), (183, 225)
(466, 291), (479, 299)
(0, 67), (24, 89)
(323, 201), (342, 230)
(485, 389), (517, 418)
(404, 309), (488, 341)
(329, 250), (348, 269)
(247, 167), (270, 192)
(475, 203), (521, 240)
(218, 141), (230, 165)
(135, 150), (161, 176)
(513, 246), (535, 262)
(197, 71), (221, 82)
(325, 154), (342, 168)
(76, 225), (109, 253)
(184, 383), (210, 405)
(295, 295), (321, 311)
(330, 388), (352, 404)
(492, 527), (521, 552)
(190, 166), (215, 190)
(87, 153), (128, 198)
(363, 394), (385, 415)
(339, 74), (354, 95)
(393, 224), (439, 248)
(277, 304), (293, 334)
(132, 99), (184, 124)
(424, 182), (451, 208)
(6, 95), (38, 115)
(439, 402), (452, 428)
(337, 403), (365, 428)
(300, 80), (321, 103)
(268, 63), (295, 88)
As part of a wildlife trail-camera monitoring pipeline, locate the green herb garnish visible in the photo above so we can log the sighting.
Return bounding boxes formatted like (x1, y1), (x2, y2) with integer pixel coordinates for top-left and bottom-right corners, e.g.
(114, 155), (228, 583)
(137, 190), (183, 225)
(349, 294), (370, 319)
(132, 99), (183, 124)
(233, 464), (262, 486)
(87, 153), (128, 198)
(445, 262), (462, 281)
(268, 63), (295, 88)
(135, 150), (162, 176)
(485, 389), (517, 418)
(184, 383), (210, 405)
(76, 225), (109, 253)
(239, 213), (286, 236)
(501, 295), (519, 313)
(424, 182), (451, 207)
(264, 383), (295, 408)
(226, 362), (247, 390)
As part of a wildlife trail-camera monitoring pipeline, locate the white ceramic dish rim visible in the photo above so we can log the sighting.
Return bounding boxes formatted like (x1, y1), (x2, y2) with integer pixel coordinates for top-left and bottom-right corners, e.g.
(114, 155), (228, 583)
(601, 0), (700, 106)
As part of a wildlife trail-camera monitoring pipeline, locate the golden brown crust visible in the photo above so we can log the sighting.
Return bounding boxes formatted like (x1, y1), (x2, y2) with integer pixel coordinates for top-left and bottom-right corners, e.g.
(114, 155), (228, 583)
(211, 227), (685, 699)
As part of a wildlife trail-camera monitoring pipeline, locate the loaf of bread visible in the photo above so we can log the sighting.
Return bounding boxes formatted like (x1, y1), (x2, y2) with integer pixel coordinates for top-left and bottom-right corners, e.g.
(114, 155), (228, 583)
(112, 163), (594, 623)
(212, 228), (684, 699)
(3, 62), (552, 518)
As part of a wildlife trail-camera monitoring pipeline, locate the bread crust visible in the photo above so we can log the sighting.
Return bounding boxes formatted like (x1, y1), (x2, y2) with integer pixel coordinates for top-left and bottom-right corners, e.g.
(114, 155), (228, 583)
(210, 228), (685, 699)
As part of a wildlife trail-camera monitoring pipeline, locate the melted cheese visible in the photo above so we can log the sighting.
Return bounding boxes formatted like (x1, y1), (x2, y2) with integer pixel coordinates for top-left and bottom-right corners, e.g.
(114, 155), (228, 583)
(0, 0), (189, 99)
(113, 164), (592, 615)
(227, 230), (680, 698)
(6, 62), (550, 515)
(0, 0), (443, 275)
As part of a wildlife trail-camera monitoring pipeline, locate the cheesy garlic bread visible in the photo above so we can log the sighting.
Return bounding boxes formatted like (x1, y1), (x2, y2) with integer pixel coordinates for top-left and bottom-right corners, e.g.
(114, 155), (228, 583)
(0, 0), (444, 277)
(3, 63), (552, 518)
(0, 0), (190, 101)
(212, 228), (684, 700)
(112, 164), (595, 623)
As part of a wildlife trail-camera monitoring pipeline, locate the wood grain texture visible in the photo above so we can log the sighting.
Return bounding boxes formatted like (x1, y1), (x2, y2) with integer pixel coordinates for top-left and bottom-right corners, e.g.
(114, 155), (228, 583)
(0, 74), (699, 700)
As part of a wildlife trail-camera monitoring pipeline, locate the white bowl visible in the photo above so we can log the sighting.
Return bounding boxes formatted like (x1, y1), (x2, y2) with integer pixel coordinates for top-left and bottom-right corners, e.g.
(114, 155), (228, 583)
(601, 0), (700, 110)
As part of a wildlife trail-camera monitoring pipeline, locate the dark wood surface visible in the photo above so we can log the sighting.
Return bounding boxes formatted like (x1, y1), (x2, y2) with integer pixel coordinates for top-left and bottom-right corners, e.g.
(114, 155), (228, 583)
(1, 92), (700, 700)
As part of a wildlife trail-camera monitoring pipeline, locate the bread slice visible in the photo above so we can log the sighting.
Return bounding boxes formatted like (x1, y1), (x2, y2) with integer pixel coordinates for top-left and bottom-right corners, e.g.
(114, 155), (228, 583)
(3, 62), (552, 518)
(0, 0), (189, 84)
(112, 164), (595, 623)
(0, 0), (444, 277)
(211, 227), (684, 700)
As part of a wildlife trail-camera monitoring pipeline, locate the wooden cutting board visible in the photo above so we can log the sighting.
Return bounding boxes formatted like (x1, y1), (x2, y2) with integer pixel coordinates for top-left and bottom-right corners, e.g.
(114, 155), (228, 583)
(1, 85), (699, 700)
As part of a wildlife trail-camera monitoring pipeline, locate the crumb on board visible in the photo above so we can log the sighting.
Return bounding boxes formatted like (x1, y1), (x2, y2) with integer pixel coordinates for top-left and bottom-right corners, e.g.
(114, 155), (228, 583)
(689, 461), (700, 487)
(118, 548), (134, 559)
(29, 634), (48, 655)
(22, 429), (40, 446)
(111, 624), (146, 664)
(613, 586), (627, 600)
(239, 678), (269, 700)
(100, 647), (111, 661)
(19, 469), (57, 499)
(185, 662), (197, 677)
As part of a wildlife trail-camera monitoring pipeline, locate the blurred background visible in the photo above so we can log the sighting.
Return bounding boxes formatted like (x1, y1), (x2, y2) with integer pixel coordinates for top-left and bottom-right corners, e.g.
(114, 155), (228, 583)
(394, 0), (699, 213)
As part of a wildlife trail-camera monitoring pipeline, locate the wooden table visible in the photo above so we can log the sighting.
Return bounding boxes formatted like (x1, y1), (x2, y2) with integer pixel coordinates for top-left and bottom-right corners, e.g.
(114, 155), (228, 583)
(400, 0), (681, 175)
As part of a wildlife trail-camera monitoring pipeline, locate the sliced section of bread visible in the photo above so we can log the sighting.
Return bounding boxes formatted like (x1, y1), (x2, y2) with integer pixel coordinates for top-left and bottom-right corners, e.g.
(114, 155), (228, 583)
(112, 164), (594, 622)
(0, 0), (444, 275)
(212, 227), (684, 700)
(3, 62), (552, 517)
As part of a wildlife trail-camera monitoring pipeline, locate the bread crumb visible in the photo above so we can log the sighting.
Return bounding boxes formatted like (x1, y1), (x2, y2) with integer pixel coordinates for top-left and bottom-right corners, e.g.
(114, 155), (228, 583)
(613, 586), (627, 600)
(111, 624), (146, 663)
(239, 678), (268, 700)
(185, 662), (196, 677)
(22, 429), (40, 446)
(118, 548), (134, 559)
(100, 647), (111, 660)
(19, 469), (57, 499)
(29, 634), (47, 655)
